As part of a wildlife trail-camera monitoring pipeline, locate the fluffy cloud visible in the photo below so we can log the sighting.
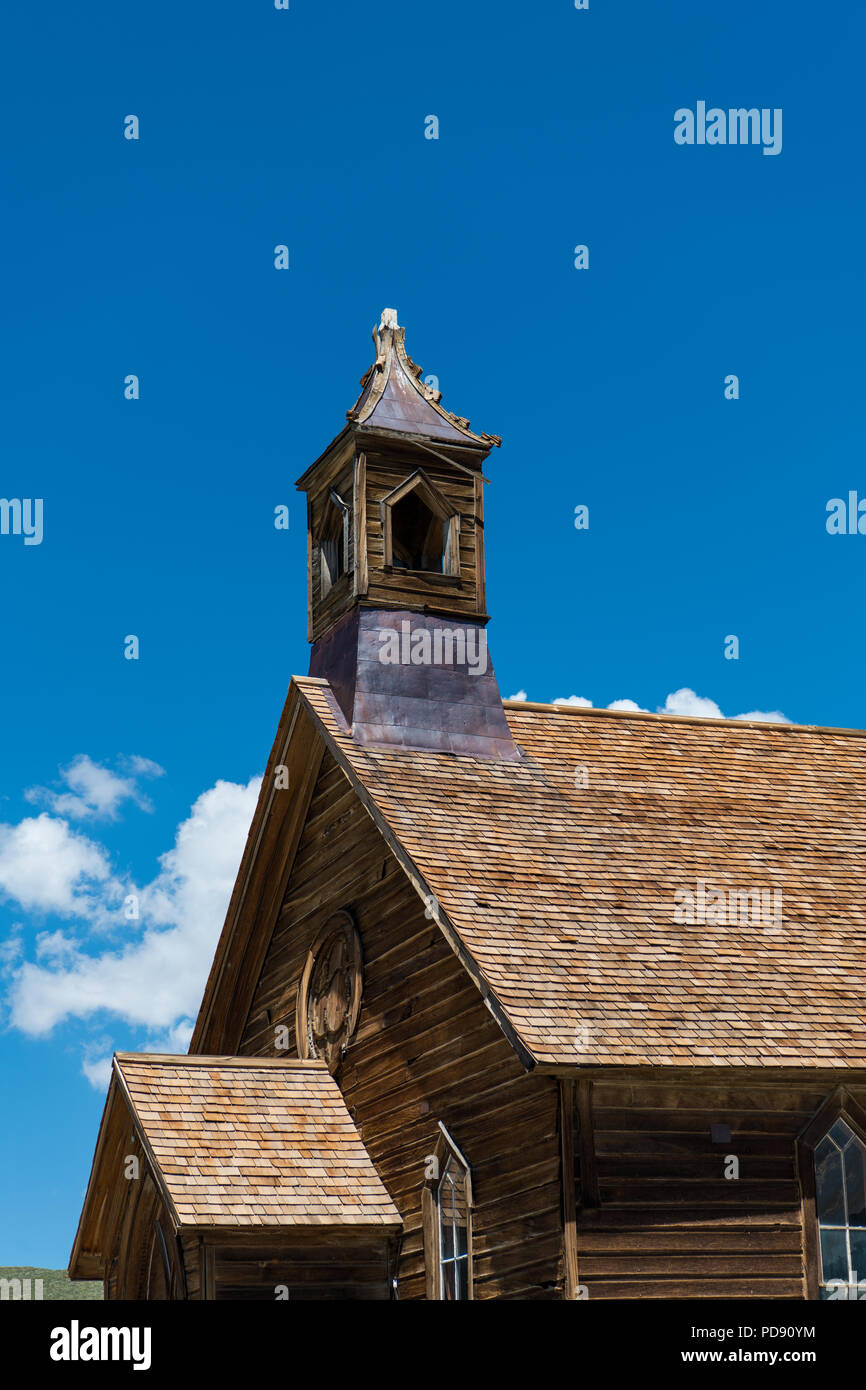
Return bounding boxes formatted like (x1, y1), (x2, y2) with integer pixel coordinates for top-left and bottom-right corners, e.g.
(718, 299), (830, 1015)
(659, 688), (724, 719)
(26, 754), (165, 821)
(81, 1055), (113, 1091)
(80, 1019), (197, 1091)
(660, 688), (791, 723)
(511, 685), (791, 724)
(0, 815), (114, 915)
(733, 709), (791, 724)
(7, 776), (261, 1039)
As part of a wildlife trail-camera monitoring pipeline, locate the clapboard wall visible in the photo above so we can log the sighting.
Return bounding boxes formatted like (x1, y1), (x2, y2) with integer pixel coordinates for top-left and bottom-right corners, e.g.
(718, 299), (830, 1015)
(573, 1076), (866, 1299)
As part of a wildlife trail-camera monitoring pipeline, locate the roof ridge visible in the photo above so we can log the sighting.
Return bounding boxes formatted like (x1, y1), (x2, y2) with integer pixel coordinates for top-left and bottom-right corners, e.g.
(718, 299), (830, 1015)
(292, 675), (866, 739)
(115, 1052), (327, 1070)
(501, 699), (866, 738)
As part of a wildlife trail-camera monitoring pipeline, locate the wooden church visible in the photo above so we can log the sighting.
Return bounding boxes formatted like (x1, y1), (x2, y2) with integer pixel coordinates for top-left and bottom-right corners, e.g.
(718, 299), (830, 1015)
(70, 310), (866, 1300)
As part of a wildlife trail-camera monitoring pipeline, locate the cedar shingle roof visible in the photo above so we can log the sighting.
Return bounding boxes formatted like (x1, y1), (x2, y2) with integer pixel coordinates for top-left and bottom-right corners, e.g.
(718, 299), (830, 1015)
(115, 1054), (401, 1227)
(295, 677), (866, 1071)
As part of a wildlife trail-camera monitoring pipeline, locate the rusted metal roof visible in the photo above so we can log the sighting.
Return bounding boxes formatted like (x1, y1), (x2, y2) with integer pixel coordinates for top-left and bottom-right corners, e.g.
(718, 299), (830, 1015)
(346, 308), (499, 450)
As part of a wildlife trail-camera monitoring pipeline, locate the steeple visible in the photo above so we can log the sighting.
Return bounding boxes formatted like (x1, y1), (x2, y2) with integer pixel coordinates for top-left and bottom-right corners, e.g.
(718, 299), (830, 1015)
(345, 307), (501, 450)
(296, 310), (517, 761)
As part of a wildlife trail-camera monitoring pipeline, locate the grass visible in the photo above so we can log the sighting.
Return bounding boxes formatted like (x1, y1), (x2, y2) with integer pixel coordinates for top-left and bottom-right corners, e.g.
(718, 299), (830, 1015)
(0, 1267), (103, 1300)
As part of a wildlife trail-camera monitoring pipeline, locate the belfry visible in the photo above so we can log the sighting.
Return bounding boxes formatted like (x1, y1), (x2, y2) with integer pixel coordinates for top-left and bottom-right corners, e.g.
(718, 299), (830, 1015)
(297, 309), (518, 760)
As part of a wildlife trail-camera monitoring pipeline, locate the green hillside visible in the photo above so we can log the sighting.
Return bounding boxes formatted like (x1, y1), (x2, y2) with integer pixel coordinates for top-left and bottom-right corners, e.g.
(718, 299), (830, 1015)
(0, 1267), (102, 1301)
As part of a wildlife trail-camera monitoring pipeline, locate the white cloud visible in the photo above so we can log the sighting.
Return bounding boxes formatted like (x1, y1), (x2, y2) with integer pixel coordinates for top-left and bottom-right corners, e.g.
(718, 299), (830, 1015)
(7, 776), (261, 1039)
(82, 1055), (113, 1091)
(659, 688), (724, 719)
(733, 709), (791, 724)
(144, 1019), (195, 1055)
(26, 754), (165, 822)
(123, 755), (166, 780)
(79, 1018), (197, 1092)
(517, 683), (791, 723)
(35, 930), (81, 965)
(658, 688), (791, 723)
(0, 815), (114, 915)
(0, 931), (23, 970)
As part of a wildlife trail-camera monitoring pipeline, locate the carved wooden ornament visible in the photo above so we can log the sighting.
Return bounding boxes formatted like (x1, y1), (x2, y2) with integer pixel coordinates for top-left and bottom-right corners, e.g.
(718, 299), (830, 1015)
(295, 910), (363, 1073)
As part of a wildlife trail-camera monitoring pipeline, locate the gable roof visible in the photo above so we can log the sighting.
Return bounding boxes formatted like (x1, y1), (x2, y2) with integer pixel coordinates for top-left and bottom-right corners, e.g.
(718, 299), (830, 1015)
(290, 678), (866, 1072)
(70, 1053), (401, 1275)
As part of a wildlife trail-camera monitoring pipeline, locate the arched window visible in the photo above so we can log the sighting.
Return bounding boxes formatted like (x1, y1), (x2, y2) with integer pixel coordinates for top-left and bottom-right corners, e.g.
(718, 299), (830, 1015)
(146, 1221), (172, 1300)
(798, 1089), (866, 1299)
(391, 490), (445, 572)
(381, 471), (460, 578)
(421, 1122), (473, 1300)
(319, 488), (350, 599)
(438, 1150), (471, 1299)
(814, 1118), (866, 1297)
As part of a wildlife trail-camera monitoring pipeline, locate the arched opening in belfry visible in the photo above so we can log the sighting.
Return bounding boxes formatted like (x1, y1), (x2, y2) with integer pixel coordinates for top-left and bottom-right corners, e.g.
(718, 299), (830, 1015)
(319, 492), (348, 598)
(391, 490), (445, 572)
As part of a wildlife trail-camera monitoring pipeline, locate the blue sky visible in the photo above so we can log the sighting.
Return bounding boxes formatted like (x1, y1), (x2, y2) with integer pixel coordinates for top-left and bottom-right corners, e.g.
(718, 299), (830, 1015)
(2, 0), (864, 1265)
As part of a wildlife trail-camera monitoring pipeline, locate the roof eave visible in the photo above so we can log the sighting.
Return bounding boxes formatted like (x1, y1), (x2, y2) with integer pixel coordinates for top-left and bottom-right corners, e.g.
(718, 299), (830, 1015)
(68, 1069), (122, 1281)
(534, 1060), (866, 1080)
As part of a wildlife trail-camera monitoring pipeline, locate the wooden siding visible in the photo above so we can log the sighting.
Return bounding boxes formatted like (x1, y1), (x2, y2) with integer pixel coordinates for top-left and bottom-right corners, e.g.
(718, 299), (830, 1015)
(307, 446), (485, 642)
(239, 749), (564, 1299)
(574, 1077), (866, 1300)
(181, 1235), (202, 1300)
(310, 454), (356, 644)
(363, 449), (481, 618)
(208, 1234), (392, 1301)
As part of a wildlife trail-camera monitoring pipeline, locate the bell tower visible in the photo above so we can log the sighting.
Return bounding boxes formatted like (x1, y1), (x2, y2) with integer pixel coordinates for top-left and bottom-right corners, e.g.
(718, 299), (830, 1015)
(296, 309), (518, 760)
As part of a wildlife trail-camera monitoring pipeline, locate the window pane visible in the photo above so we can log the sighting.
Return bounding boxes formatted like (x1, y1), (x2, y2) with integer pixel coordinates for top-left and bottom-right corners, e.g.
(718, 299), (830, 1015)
(843, 1138), (866, 1227)
(849, 1228), (866, 1289)
(437, 1151), (470, 1301)
(819, 1227), (849, 1284)
(816, 1145), (845, 1225)
(440, 1172), (458, 1221)
(829, 1119), (853, 1148)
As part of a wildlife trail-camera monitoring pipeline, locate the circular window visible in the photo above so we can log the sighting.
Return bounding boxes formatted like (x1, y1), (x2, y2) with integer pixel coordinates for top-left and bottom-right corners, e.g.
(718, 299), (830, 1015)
(295, 910), (363, 1073)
